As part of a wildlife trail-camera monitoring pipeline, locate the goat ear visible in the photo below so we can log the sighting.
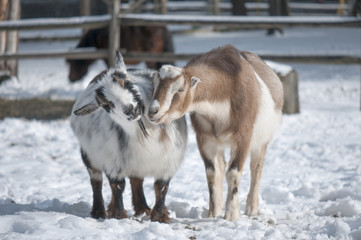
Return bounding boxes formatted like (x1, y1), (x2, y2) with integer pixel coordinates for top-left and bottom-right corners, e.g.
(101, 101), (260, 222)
(115, 50), (127, 74)
(74, 104), (99, 116)
(190, 76), (201, 87)
(95, 88), (115, 112)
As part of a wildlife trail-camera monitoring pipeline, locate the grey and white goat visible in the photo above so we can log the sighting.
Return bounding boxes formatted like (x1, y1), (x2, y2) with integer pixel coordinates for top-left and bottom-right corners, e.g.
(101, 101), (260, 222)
(70, 51), (187, 223)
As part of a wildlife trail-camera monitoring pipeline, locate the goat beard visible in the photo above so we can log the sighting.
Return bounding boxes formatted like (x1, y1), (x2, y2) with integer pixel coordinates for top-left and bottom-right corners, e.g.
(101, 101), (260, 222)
(138, 119), (149, 138)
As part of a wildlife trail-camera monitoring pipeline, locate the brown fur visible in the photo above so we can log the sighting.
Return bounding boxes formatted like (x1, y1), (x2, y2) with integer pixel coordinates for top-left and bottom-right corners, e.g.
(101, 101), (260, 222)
(107, 179), (128, 219)
(90, 174), (106, 219)
(186, 44), (242, 77)
(150, 45), (283, 220)
(240, 51), (284, 110)
(159, 128), (170, 143)
(130, 177), (151, 216)
(150, 180), (170, 223)
(185, 47), (261, 151)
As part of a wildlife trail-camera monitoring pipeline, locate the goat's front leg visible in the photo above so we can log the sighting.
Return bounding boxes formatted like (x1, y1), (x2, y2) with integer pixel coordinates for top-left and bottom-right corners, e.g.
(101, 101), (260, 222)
(130, 177), (151, 216)
(107, 176), (128, 219)
(150, 179), (170, 223)
(197, 136), (226, 218)
(81, 149), (106, 219)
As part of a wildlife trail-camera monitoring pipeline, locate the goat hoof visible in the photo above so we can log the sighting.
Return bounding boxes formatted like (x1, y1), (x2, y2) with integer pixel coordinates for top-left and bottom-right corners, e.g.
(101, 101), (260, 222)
(150, 209), (170, 223)
(107, 209), (128, 219)
(91, 208), (106, 219)
(134, 207), (151, 216)
(150, 214), (170, 223)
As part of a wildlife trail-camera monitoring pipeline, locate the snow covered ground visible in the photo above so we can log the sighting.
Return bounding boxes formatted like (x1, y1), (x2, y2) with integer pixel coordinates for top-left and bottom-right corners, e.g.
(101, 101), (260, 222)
(0, 27), (360, 239)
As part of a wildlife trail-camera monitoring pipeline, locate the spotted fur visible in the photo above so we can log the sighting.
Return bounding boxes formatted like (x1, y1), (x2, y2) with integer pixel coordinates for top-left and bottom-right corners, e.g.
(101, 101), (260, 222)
(70, 51), (187, 223)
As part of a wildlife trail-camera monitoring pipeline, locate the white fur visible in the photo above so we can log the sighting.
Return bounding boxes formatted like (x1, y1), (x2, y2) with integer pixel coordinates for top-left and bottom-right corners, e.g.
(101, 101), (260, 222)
(159, 65), (183, 79)
(224, 169), (242, 221)
(203, 140), (226, 217)
(153, 76), (186, 123)
(250, 71), (282, 151)
(71, 69), (187, 181)
(190, 100), (231, 142)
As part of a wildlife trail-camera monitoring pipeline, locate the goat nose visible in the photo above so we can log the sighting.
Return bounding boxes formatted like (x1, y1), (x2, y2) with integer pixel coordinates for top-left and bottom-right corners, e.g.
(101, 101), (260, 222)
(149, 106), (159, 115)
(149, 100), (160, 116)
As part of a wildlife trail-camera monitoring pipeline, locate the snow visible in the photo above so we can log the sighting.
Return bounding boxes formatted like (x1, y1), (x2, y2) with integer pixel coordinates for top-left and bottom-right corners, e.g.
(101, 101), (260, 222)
(0, 27), (361, 239)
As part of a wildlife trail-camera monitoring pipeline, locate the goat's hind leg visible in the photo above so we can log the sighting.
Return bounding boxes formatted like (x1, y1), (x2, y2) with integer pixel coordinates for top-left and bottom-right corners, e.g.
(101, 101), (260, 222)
(245, 144), (267, 216)
(224, 142), (250, 222)
(81, 149), (106, 219)
(150, 179), (170, 223)
(107, 176), (128, 219)
(130, 177), (151, 216)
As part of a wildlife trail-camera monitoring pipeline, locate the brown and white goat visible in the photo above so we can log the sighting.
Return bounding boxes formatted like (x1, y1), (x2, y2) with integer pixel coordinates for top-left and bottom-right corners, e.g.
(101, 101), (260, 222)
(148, 45), (283, 221)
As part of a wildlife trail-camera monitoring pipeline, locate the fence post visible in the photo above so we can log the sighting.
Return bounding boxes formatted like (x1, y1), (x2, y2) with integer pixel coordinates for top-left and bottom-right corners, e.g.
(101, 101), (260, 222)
(0, 0), (20, 79)
(108, 0), (120, 68)
(80, 0), (91, 36)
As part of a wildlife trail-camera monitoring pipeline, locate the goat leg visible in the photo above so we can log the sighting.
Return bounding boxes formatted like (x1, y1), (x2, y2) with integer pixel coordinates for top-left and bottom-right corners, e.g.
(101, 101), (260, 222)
(107, 177), (128, 219)
(151, 179), (170, 223)
(81, 149), (106, 219)
(130, 177), (151, 216)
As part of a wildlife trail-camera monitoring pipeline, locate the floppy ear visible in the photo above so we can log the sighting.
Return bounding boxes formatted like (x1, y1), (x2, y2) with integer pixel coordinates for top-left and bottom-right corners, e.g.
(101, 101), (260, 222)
(95, 87), (115, 113)
(115, 50), (127, 74)
(74, 103), (99, 116)
(190, 76), (201, 87)
(74, 87), (114, 116)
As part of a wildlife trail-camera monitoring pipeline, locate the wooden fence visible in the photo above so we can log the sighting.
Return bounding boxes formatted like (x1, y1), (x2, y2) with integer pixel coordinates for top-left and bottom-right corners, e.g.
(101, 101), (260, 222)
(0, 14), (360, 65)
(0, 1), (360, 115)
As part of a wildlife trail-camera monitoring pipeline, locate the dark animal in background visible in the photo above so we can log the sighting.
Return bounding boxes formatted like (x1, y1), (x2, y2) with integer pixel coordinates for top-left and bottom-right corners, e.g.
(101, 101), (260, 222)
(67, 26), (174, 82)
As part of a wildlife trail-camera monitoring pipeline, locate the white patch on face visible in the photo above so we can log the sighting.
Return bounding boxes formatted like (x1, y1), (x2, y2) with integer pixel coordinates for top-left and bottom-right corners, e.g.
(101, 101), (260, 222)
(149, 99), (160, 111)
(152, 73), (160, 97)
(159, 65), (183, 79)
(101, 77), (138, 123)
(153, 76), (186, 122)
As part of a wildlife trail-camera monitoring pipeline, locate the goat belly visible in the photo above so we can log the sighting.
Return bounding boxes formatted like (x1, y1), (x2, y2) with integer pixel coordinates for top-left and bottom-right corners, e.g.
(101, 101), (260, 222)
(76, 128), (184, 181)
(122, 136), (185, 180)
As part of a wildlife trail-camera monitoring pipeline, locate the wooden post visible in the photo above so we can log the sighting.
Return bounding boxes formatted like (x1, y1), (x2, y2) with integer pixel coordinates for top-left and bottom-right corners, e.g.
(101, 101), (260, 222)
(0, 0), (20, 80)
(0, 0), (9, 70)
(160, 0), (167, 14)
(268, 0), (289, 35)
(80, 0), (91, 35)
(209, 0), (220, 15)
(108, 0), (120, 68)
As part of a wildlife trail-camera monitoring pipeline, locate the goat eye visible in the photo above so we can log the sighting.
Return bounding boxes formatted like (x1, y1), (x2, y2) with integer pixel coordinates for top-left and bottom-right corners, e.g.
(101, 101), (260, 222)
(178, 89), (184, 93)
